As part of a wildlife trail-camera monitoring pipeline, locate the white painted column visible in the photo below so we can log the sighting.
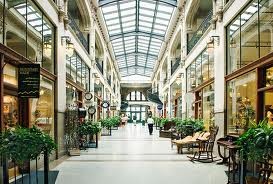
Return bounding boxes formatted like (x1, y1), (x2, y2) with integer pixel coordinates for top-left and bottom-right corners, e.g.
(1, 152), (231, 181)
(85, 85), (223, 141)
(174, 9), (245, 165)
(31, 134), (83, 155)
(213, 21), (225, 138)
(56, 17), (67, 157)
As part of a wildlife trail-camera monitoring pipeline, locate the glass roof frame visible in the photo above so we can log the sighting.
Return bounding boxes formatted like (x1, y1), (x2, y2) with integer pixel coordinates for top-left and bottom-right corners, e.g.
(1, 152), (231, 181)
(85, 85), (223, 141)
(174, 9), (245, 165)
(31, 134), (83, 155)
(99, 0), (176, 77)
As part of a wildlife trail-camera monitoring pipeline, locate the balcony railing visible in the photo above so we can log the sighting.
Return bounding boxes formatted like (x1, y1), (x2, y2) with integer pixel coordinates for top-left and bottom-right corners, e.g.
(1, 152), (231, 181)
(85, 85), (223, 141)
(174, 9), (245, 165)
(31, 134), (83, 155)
(96, 58), (103, 74)
(171, 57), (181, 75)
(107, 77), (111, 86)
(68, 13), (89, 52)
(187, 10), (213, 54)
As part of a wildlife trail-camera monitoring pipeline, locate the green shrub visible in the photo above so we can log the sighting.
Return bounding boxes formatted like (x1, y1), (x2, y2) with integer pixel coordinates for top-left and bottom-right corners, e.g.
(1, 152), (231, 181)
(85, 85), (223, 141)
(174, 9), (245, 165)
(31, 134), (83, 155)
(0, 126), (56, 166)
(176, 118), (204, 136)
(78, 121), (101, 135)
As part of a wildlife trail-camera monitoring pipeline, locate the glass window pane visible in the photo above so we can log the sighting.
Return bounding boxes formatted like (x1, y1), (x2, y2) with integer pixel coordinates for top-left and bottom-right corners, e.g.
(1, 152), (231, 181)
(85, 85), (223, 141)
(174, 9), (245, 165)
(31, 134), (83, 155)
(196, 57), (202, 86)
(30, 76), (54, 137)
(3, 64), (18, 86)
(227, 16), (240, 74)
(259, 0), (273, 58)
(203, 84), (214, 130)
(241, 0), (259, 68)
(202, 50), (209, 82)
(226, 71), (256, 135)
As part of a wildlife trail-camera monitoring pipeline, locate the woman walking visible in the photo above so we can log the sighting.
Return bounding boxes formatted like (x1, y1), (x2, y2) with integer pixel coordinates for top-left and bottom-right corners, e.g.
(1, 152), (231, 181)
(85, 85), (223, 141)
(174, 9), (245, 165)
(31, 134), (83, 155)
(147, 116), (154, 135)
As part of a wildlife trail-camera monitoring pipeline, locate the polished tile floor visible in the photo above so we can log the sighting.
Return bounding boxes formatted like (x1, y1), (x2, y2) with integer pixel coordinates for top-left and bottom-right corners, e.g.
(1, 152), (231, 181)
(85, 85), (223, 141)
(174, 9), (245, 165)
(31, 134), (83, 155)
(54, 124), (227, 184)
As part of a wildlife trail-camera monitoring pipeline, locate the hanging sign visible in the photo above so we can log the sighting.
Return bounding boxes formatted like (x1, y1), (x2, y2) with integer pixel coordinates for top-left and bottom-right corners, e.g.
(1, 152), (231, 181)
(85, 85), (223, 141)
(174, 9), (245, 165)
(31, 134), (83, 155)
(18, 64), (40, 98)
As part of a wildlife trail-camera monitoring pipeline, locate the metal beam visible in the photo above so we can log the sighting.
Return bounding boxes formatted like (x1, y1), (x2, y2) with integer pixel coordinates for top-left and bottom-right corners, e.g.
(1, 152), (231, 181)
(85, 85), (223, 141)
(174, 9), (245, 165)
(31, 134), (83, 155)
(99, 0), (177, 7)
(110, 30), (164, 41)
(115, 52), (157, 59)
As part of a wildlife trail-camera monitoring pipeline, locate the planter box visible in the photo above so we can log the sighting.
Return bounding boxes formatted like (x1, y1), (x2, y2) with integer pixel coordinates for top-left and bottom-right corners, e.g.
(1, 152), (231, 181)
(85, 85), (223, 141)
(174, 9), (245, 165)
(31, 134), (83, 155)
(68, 149), (80, 156)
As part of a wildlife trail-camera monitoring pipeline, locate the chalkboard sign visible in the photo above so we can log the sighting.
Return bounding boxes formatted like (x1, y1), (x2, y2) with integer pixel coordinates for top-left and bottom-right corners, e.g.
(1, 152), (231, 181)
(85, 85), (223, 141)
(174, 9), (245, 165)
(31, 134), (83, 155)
(18, 64), (40, 98)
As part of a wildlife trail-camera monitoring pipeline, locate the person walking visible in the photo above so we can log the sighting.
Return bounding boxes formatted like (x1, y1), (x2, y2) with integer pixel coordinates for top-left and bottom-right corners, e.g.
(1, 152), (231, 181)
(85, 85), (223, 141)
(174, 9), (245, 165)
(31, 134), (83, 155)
(147, 116), (154, 135)
(133, 115), (137, 126)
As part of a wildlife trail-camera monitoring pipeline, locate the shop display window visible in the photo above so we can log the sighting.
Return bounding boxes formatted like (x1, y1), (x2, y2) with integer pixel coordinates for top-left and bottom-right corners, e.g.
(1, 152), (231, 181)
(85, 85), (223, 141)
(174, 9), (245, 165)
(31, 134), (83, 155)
(265, 67), (273, 87)
(226, 71), (256, 135)
(3, 95), (18, 128)
(30, 76), (54, 137)
(202, 84), (214, 130)
(3, 64), (18, 86)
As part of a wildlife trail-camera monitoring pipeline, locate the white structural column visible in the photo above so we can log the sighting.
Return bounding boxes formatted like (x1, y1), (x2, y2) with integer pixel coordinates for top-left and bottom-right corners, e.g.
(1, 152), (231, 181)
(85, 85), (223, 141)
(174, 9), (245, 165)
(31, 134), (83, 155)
(90, 16), (96, 102)
(56, 11), (67, 156)
(213, 20), (225, 138)
(180, 13), (187, 119)
(167, 55), (172, 118)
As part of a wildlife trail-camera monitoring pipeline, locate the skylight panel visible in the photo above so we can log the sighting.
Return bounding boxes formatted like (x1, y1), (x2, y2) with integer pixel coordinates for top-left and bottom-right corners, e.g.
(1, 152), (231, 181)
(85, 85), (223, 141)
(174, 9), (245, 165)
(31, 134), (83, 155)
(155, 18), (169, 25)
(152, 29), (165, 35)
(245, 5), (258, 14)
(154, 24), (167, 30)
(140, 9), (155, 16)
(139, 15), (154, 22)
(122, 21), (135, 28)
(121, 9), (135, 17)
(140, 1), (155, 10)
(156, 12), (171, 20)
(241, 13), (252, 20)
(157, 4), (173, 13)
(102, 5), (117, 13)
(105, 12), (119, 19)
(139, 21), (152, 28)
(108, 24), (121, 30)
(139, 26), (152, 32)
(107, 18), (120, 25)
(120, 1), (135, 10)
(109, 29), (121, 35)
(122, 15), (135, 22)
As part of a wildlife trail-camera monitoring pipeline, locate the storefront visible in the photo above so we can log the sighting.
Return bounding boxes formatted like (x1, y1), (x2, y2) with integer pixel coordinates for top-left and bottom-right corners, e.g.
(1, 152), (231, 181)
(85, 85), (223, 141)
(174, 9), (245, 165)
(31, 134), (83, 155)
(225, 0), (273, 135)
(0, 0), (56, 136)
(186, 48), (214, 130)
(66, 52), (90, 109)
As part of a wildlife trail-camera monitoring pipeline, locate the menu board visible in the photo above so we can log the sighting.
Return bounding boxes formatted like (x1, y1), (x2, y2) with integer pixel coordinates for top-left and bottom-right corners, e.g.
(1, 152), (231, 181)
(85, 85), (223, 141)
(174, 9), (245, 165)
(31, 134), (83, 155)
(18, 64), (40, 98)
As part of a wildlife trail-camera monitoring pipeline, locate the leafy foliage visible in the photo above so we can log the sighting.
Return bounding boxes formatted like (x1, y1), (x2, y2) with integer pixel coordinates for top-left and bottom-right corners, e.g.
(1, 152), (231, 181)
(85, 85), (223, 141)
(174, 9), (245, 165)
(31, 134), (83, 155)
(78, 121), (102, 135)
(176, 118), (205, 136)
(236, 119), (273, 161)
(0, 126), (56, 166)
(100, 116), (121, 128)
(159, 118), (169, 127)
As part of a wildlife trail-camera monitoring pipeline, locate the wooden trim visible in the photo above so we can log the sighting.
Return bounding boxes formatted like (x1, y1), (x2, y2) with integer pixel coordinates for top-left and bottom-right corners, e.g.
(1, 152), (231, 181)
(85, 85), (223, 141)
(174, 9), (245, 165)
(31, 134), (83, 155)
(225, 51), (273, 81)
(257, 85), (273, 92)
(66, 78), (85, 92)
(0, 54), (4, 131)
(194, 78), (214, 92)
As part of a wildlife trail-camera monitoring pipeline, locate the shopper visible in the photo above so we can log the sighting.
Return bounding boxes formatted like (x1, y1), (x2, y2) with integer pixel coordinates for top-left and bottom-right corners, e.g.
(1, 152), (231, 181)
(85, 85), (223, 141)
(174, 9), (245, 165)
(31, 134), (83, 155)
(121, 114), (126, 126)
(147, 116), (154, 135)
(133, 115), (137, 126)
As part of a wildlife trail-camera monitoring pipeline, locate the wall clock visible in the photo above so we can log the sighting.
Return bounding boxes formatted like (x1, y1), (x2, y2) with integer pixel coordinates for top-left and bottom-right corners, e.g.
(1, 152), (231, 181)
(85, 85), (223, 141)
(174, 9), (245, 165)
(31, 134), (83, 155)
(85, 92), (93, 101)
(88, 106), (96, 115)
(101, 101), (110, 108)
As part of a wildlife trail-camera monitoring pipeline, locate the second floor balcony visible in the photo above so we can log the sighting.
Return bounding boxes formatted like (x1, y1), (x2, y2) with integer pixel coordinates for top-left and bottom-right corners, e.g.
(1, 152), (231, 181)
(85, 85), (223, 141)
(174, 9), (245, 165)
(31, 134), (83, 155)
(171, 57), (181, 75)
(187, 10), (213, 54)
(96, 58), (103, 74)
(68, 13), (89, 52)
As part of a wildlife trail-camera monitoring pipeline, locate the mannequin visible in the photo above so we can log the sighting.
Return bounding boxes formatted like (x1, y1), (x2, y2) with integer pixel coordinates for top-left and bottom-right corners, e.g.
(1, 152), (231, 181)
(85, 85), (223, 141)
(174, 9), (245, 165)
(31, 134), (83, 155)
(266, 107), (273, 126)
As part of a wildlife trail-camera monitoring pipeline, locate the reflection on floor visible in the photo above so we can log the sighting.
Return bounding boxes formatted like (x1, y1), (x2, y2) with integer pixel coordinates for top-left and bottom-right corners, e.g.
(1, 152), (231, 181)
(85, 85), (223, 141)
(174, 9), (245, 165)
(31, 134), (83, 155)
(54, 124), (227, 184)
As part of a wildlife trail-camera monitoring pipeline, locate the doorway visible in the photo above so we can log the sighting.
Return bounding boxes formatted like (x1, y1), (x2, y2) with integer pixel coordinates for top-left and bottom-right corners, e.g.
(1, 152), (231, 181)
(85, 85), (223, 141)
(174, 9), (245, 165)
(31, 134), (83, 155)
(3, 95), (19, 128)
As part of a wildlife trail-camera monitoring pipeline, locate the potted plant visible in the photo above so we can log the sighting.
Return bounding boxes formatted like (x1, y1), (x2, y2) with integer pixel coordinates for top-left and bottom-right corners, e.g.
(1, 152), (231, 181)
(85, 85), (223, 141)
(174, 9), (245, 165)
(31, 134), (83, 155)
(236, 119), (273, 181)
(0, 126), (56, 167)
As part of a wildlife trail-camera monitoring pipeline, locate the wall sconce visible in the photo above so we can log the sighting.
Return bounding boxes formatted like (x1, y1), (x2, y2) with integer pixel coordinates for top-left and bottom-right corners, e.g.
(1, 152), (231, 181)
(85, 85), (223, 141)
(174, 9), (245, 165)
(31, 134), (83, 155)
(44, 36), (52, 58)
(61, 36), (74, 57)
(207, 36), (220, 53)
(230, 38), (236, 48)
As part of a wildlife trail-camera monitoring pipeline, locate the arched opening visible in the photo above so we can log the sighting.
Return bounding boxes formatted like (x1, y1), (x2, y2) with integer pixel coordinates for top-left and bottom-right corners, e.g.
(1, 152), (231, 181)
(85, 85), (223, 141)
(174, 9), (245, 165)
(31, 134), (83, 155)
(186, 0), (213, 53)
(95, 32), (104, 74)
(170, 30), (181, 75)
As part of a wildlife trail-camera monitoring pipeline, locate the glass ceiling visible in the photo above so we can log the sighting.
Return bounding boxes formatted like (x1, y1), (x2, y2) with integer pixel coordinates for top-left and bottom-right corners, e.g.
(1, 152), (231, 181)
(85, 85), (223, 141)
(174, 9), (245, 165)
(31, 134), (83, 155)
(99, 0), (176, 77)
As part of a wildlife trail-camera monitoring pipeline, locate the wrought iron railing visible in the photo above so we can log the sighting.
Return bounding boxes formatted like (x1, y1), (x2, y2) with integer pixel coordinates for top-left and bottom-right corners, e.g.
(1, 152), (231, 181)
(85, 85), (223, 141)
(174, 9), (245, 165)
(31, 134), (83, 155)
(171, 57), (181, 75)
(107, 77), (111, 86)
(96, 58), (103, 74)
(187, 10), (213, 54)
(68, 13), (89, 52)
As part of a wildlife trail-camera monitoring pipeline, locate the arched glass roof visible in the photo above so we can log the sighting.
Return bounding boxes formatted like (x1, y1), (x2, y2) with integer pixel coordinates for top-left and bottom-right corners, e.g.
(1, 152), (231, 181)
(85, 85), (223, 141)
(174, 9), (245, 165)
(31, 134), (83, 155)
(99, 0), (176, 77)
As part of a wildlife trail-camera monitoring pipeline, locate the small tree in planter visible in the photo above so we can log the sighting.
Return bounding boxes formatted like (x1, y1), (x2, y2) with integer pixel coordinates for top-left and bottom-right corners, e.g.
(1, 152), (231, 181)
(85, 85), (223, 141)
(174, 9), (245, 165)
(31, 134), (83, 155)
(0, 126), (56, 167)
(78, 121), (101, 148)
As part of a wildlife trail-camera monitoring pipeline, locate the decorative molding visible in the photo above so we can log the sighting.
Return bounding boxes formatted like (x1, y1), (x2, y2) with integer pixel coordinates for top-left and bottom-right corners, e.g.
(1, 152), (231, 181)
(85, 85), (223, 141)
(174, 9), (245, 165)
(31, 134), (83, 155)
(216, 6), (223, 22)
(211, 15), (218, 30)
(63, 15), (69, 30)
(58, 6), (65, 22)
